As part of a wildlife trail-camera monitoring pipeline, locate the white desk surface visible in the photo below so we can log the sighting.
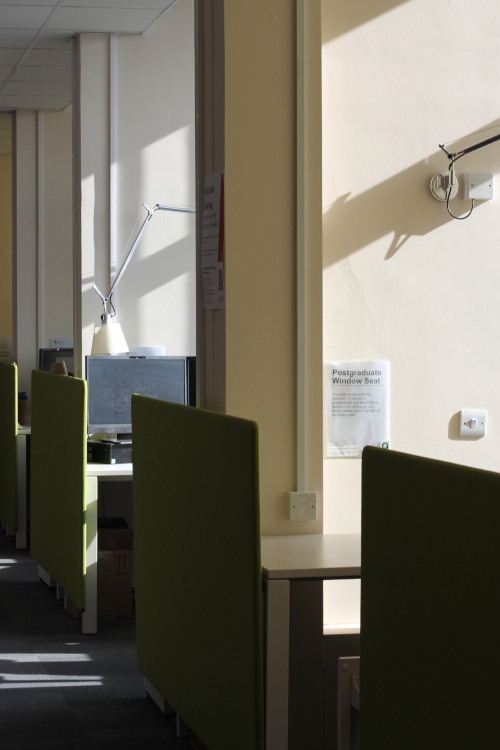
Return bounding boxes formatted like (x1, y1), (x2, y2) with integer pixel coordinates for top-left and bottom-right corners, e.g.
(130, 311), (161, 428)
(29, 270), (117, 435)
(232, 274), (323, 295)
(86, 463), (133, 478)
(261, 533), (361, 580)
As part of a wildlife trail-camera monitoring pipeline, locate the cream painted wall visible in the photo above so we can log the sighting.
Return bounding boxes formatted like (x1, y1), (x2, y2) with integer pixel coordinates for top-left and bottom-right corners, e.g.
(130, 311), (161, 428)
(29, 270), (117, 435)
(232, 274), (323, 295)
(322, 0), (500, 624)
(197, 0), (226, 413)
(223, 1), (323, 535)
(76, 34), (110, 374)
(115, 0), (196, 355)
(12, 111), (38, 415)
(40, 107), (73, 348)
(0, 152), (12, 337)
(76, 3), (195, 373)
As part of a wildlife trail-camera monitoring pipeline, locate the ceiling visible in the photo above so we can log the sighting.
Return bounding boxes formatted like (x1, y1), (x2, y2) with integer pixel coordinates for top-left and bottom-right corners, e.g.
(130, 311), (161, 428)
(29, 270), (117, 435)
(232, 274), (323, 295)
(0, 0), (179, 152)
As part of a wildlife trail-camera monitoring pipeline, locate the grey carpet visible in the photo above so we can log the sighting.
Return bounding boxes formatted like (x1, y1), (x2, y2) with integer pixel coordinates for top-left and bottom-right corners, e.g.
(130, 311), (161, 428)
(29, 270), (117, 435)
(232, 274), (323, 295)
(0, 529), (192, 749)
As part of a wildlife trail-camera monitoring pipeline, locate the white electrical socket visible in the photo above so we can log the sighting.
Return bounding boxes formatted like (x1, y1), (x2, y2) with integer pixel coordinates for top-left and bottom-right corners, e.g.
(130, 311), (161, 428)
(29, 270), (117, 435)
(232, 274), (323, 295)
(286, 492), (317, 521)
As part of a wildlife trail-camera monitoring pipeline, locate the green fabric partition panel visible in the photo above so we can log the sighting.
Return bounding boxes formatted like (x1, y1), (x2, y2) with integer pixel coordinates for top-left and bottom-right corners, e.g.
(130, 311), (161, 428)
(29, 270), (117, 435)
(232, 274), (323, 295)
(0, 362), (18, 530)
(30, 370), (87, 611)
(132, 396), (264, 750)
(361, 446), (500, 750)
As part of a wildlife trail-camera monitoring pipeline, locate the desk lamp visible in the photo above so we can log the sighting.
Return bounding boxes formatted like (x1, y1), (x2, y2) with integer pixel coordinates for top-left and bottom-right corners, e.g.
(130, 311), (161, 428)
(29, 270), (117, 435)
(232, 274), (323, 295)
(91, 203), (195, 355)
(430, 128), (500, 220)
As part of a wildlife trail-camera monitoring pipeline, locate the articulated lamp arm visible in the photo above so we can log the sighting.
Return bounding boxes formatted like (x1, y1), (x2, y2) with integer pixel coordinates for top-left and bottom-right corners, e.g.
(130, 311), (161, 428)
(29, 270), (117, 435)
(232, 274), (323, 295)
(92, 203), (195, 317)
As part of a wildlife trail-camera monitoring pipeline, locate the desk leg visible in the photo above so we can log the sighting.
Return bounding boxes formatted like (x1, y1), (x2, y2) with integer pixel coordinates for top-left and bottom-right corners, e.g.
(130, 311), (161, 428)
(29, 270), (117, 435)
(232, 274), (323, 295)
(16, 434), (27, 549)
(82, 476), (98, 635)
(263, 578), (290, 750)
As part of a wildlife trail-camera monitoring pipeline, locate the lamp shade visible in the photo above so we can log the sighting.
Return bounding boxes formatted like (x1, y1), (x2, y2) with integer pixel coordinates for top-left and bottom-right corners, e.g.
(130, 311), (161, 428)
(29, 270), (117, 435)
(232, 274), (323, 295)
(91, 320), (129, 356)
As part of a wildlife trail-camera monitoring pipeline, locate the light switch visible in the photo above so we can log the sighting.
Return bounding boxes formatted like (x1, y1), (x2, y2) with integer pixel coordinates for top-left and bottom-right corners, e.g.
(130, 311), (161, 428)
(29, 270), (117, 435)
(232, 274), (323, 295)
(459, 410), (486, 438)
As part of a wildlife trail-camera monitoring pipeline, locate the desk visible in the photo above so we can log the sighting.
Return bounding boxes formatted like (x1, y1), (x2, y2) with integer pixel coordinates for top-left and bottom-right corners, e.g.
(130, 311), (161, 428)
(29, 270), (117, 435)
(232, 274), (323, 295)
(261, 534), (361, 750)
(12, 427), (31, 549)
(36, 461), (133, 634)
(82, 462), (133, 634)
(18, 428), (132, 634)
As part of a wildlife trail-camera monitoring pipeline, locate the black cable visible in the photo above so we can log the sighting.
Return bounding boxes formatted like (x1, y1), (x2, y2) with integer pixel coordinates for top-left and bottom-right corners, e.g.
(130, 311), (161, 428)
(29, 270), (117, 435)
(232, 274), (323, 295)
(445, 155), (475, 220)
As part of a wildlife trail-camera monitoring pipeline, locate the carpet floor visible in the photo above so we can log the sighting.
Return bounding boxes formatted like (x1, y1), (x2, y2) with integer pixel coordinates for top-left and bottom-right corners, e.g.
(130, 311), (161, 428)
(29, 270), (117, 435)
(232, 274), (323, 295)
(0, 528), (192, 749)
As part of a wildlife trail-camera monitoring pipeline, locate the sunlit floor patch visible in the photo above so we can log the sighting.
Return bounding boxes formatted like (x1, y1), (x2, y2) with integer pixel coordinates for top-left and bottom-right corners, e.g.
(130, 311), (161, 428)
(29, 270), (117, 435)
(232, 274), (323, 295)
(0, 653), (92, 662)
(0, 674), (103, 688)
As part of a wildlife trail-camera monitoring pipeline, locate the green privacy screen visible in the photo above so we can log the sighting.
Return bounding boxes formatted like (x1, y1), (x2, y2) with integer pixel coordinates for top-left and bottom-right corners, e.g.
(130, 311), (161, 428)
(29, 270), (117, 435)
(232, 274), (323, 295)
(132, 396), (264, 750)
(30, 370), (87, 611)
(0, 362), (18, 531)
(361, 446), (500, 750)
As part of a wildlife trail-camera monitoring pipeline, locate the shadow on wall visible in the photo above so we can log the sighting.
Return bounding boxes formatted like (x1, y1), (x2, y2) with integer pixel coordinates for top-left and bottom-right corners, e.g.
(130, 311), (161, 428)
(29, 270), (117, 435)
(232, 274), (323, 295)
(321, 0), (412, 42)
(83, 233), (194, 322)
(323, 140), (500, 267)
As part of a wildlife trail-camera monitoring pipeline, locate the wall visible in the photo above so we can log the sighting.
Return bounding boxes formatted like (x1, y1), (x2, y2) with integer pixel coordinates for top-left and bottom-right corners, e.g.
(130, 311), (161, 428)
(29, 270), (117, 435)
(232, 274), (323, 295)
(76, 1), (196, 374)
(40, 107), (73, 349)
(197, 0), (226, 413)
(12, 111), (38, 412)
(0, 151), (11, 338)
(75, 33), (110, 373)
(11, 107), (73, 411)
(222, 0), (323, 535)
(115, 0), (196, 355)
(322, 0), (500, 624)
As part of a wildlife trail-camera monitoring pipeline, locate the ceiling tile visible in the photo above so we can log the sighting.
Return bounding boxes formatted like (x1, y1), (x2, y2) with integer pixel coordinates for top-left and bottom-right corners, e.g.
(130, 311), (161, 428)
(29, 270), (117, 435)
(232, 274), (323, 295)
(5, 80), (71, 97)
(0, 94), (70, 109)
(62, 0), (174, 8)
(32, 32), (75, 50)
(0, 29), (38, 48)
(0, 49), (24, 66)
(0, 1), (58, 5)
(23, 49), (72, 66)
(0, 0), (180, 111)
(12, 65), (72, 83)
(48, 8), (162, 34)
(0, 6), (54, 29)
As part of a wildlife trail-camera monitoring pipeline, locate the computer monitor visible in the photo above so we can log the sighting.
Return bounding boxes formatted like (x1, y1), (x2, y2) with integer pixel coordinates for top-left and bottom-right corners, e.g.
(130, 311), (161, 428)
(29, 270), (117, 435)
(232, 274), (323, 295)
(39, 348), (74, 374)
(85, 355), (195, 436)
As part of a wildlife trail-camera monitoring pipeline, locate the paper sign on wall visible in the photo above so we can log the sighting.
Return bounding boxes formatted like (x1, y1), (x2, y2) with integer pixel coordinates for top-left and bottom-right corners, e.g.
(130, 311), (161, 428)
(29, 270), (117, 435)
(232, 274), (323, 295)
(0, 336), (13, 364)
(326, 361), (390, 457)
(201, 172), (225, 310)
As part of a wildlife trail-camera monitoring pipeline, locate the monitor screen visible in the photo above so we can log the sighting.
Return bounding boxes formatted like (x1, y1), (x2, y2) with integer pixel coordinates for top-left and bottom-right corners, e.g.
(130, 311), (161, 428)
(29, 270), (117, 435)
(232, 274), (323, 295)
(85, 355), (195, 435)
(39, 348), (74, 374)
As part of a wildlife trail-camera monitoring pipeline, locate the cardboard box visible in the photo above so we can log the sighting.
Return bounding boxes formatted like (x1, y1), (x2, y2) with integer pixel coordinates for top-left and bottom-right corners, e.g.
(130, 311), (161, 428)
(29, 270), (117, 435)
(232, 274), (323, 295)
(97, 528), (133, 618)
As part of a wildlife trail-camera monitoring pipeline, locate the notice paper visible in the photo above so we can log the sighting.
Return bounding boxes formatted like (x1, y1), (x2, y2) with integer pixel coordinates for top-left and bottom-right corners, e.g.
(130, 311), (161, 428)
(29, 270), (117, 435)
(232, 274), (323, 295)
(201, 172), (225, 310)
(326, 361), (390, 457)
(0, 336), (13, 364)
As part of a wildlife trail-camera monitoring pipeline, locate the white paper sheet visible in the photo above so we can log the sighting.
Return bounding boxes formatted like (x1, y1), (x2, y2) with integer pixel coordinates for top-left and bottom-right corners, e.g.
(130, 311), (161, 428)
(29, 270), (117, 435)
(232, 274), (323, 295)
(201, 172), (225, 310)
(0, 336), (13, 364)
(326, 361), (390, 457)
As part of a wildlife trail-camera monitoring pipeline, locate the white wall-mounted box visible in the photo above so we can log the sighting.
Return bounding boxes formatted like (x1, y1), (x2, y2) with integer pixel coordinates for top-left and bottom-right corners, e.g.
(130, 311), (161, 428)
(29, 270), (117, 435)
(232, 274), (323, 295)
(463, 173), (493, 201)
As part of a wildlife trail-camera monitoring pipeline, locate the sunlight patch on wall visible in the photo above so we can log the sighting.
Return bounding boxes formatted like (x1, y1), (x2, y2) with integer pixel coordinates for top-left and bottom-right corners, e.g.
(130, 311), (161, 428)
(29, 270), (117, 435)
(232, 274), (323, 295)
(139, 124), (195, 227)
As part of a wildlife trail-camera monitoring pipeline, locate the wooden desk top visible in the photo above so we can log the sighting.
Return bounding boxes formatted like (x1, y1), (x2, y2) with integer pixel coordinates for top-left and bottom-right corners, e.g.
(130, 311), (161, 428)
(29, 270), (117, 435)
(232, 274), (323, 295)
(261, 533), (361, 580)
